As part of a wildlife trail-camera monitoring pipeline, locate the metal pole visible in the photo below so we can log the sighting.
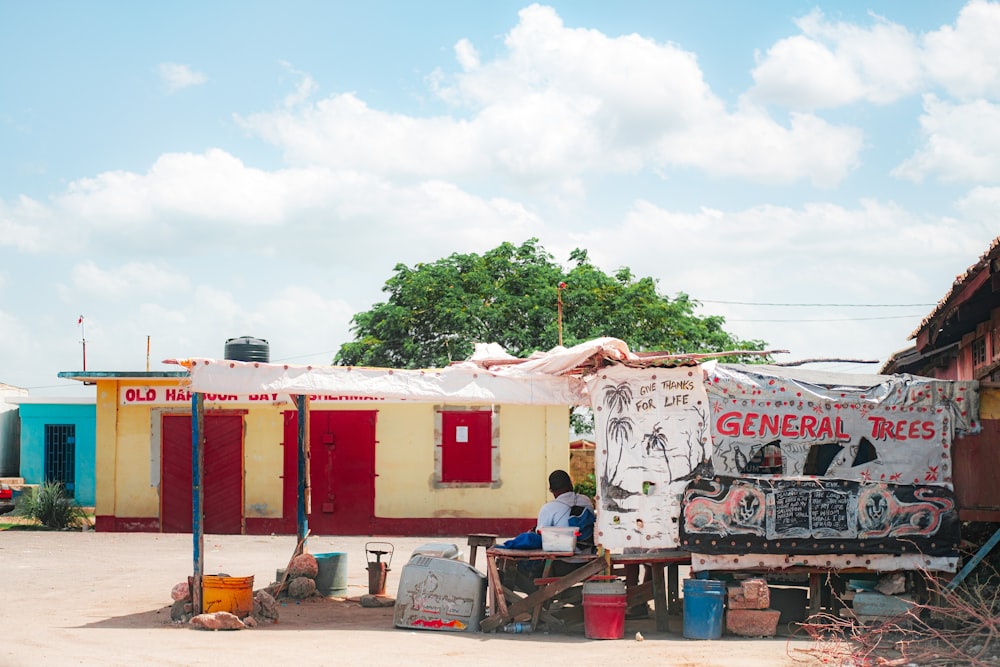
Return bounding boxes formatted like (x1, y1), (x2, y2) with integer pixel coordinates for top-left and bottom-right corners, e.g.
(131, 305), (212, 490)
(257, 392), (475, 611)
(946, 526), (1000, 591)
(557, 282), (566, 347)
(192, 392), (205, 614)
(81, 318), (87, 371)
(296, 394), (310, 547)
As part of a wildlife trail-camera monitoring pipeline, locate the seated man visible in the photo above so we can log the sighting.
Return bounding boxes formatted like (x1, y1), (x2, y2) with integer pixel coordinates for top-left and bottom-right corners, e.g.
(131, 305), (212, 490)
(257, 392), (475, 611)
(537, 469), (595, 555)
(519, 470), (596, 591)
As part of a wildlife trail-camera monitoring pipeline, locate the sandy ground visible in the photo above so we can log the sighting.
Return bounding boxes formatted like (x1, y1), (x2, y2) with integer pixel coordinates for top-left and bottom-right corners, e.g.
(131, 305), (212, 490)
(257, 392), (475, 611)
(0, 530), (821, 666)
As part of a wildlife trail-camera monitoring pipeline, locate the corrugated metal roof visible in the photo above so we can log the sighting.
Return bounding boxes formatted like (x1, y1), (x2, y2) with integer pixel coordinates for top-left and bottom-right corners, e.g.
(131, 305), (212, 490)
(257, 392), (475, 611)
(57, 370), (189, 382)
(910, 235), (1000, 340)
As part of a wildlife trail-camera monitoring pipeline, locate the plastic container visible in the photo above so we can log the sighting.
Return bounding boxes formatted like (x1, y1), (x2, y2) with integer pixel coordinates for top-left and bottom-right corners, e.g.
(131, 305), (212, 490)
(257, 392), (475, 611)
(313, 552), (348, 597)
(202, 575), (254, 617)
(538, 526), (578, 552)
(582, 580), (626, 639)
(503, 622), (533, 633)
(683, 578), (726, 639)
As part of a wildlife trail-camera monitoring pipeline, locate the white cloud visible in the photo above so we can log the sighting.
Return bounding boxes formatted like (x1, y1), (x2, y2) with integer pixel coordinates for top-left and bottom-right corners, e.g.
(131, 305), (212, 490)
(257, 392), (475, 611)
(158, 63), (207, 93)
(892, 95), (1000, 183)
(656, 106), (862, 188)
(563, 197), (994, 360)
(0, 195), (50, 252)
(749, 36), (863, 109)
(922, 0), (1000, 101)
(956, 185), (1000, 226)
(66, 261), (191, 300)
(454, 38), (479, 71)
(747, 1), (1000, 110)
(749, 9), (922, 109)
(5, 148), (540, 267)
(236, 4), (862, 188)
(279, 61), (318, 108)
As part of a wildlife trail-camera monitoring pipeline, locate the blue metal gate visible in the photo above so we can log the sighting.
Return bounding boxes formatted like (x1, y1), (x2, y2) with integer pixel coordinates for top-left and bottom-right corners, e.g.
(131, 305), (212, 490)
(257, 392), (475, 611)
(44, 424), (76, 496)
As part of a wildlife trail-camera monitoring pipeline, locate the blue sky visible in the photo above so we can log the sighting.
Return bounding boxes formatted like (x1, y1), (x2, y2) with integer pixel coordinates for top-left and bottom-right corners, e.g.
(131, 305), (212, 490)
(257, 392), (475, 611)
(2, 1), (998, 396)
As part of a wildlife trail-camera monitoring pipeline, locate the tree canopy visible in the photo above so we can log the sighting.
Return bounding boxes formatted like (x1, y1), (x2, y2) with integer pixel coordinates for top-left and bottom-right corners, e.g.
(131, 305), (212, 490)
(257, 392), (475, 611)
(334, 239), (768, 368)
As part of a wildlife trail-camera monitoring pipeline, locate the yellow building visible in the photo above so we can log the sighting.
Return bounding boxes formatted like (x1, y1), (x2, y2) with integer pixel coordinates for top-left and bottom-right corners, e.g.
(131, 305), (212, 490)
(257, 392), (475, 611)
(59, 369), (573, 536)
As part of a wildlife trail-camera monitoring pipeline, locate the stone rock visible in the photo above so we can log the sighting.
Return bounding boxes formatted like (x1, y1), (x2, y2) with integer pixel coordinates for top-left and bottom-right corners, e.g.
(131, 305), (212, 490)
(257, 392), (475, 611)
(190, 611), (246, 631)
(243, 615), (257, 628)
(360, 594), (395, 608)
(728, 578), (770, 609)
(287, 576), (317, 599)
(876, 572), (907, 596)
(726, 608), (780, 637)
(288, 553), (319, 579)
(253, 590), (279, 621)
(171, 581), (191, 601)
(170, 599), (193, 623)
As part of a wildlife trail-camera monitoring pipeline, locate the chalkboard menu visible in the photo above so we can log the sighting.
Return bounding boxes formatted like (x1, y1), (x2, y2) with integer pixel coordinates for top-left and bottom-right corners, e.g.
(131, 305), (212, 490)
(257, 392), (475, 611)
(812, 489), (850, 534)
(766, 486), (854, 540)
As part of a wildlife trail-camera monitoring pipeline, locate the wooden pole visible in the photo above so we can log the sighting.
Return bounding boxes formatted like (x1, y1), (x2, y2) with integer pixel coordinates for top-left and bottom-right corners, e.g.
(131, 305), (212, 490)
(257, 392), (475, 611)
(557, 282), (565, 347)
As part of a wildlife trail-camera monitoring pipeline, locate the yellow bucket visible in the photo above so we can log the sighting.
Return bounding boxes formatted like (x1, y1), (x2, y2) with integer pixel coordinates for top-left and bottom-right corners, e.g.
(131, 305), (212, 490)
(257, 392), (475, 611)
(202, 575), (254, 617)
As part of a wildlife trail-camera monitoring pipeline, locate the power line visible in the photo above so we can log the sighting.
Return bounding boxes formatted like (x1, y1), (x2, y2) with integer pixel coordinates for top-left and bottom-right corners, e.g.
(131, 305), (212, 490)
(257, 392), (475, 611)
(700, 300), (935, 308)
(729, 314), (923, 323)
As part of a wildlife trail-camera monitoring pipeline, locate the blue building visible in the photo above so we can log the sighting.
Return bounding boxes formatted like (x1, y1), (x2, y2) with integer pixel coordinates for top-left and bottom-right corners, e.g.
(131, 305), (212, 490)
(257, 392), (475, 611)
(9, 398), (97, 507)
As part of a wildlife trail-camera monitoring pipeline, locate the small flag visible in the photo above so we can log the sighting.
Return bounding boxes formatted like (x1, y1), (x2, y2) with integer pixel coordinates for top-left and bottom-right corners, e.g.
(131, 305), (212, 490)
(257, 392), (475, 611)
(77, 315), (84, 325)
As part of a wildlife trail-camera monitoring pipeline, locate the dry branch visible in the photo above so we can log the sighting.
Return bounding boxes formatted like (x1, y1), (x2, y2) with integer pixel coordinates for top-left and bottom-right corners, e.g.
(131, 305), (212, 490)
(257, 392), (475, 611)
(795, 568), (1000, 667)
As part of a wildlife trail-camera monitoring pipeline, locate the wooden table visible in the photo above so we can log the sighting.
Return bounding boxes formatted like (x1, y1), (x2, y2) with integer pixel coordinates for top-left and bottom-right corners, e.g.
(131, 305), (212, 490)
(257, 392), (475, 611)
(480, 547), (692, 634)
(480, 547), (606, 633)
(610, 550), (691, 633)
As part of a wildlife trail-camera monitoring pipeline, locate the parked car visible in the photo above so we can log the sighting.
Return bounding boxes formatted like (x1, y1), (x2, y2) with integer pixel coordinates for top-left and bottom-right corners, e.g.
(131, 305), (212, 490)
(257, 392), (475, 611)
(0, 483), (15, 515)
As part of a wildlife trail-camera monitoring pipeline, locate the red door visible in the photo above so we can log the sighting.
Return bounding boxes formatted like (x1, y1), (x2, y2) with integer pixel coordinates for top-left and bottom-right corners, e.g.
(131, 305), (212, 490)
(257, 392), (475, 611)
(161, 413), (244, 534)
(283, 410), (377, 535)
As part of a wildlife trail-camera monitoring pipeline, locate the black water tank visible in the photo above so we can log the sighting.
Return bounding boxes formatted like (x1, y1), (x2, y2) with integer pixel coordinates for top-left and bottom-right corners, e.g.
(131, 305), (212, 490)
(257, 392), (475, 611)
(224, 336), (270, 363)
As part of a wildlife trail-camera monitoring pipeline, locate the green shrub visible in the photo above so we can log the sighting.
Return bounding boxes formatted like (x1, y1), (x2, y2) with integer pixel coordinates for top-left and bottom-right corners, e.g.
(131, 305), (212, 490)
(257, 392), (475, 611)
(14, 482), (89, 529)
(574, 473), (596, 501)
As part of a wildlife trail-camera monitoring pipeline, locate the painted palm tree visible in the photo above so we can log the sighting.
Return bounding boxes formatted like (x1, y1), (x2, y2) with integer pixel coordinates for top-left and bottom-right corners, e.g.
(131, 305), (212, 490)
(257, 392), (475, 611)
(603, 381), (633, 414)
(642, 421), (673, 482)
(601, 381), (635, 487)
(606, 415), (635, 482)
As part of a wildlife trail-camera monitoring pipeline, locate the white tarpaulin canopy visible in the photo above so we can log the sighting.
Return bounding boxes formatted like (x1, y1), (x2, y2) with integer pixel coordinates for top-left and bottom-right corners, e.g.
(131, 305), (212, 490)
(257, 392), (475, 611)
(180, 356), (587, 405)
(177, 337), (648, 405)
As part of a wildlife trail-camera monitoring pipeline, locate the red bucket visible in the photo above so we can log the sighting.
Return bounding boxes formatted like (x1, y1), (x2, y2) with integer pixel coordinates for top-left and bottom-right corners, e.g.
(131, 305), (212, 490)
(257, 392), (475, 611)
(582, 581), (626, 640)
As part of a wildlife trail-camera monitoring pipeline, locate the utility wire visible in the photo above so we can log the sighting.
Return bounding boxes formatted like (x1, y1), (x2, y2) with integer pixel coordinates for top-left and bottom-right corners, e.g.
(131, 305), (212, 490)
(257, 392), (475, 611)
(729, 314), (923, 323)
(700, 300), (935, 307)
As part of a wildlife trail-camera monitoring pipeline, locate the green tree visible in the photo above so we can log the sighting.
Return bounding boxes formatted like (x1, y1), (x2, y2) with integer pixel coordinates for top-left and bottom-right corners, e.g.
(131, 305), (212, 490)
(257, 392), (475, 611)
(335, 239), (767, 368)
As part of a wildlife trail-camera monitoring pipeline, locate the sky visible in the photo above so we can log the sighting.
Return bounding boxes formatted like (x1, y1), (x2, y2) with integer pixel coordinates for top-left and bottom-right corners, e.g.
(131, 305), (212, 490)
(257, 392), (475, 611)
(2, 1), (999, 397)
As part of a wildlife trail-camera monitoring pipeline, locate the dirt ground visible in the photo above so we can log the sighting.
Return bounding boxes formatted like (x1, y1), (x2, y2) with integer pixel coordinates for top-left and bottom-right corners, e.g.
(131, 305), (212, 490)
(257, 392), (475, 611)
(0, 530), (822, 666)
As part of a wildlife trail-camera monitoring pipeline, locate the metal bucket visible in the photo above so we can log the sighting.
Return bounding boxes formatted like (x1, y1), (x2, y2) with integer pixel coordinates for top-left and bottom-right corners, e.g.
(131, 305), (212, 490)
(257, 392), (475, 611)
(314, 552), (348, 597)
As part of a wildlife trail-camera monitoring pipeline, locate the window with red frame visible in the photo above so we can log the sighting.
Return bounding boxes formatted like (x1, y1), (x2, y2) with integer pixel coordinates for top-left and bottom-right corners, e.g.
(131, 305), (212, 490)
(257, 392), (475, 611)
(439, 409), (494, 483)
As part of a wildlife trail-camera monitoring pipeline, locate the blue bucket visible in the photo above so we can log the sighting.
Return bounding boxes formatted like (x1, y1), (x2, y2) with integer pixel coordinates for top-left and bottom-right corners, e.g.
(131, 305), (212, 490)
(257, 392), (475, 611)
(313, 552), (348, 597)
(683, 578), (726, 639)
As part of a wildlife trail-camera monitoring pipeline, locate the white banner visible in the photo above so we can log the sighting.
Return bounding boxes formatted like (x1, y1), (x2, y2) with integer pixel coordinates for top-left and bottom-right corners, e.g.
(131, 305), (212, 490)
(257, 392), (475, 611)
(587, 365), (711, 550)
(706, 365), (979, 488)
